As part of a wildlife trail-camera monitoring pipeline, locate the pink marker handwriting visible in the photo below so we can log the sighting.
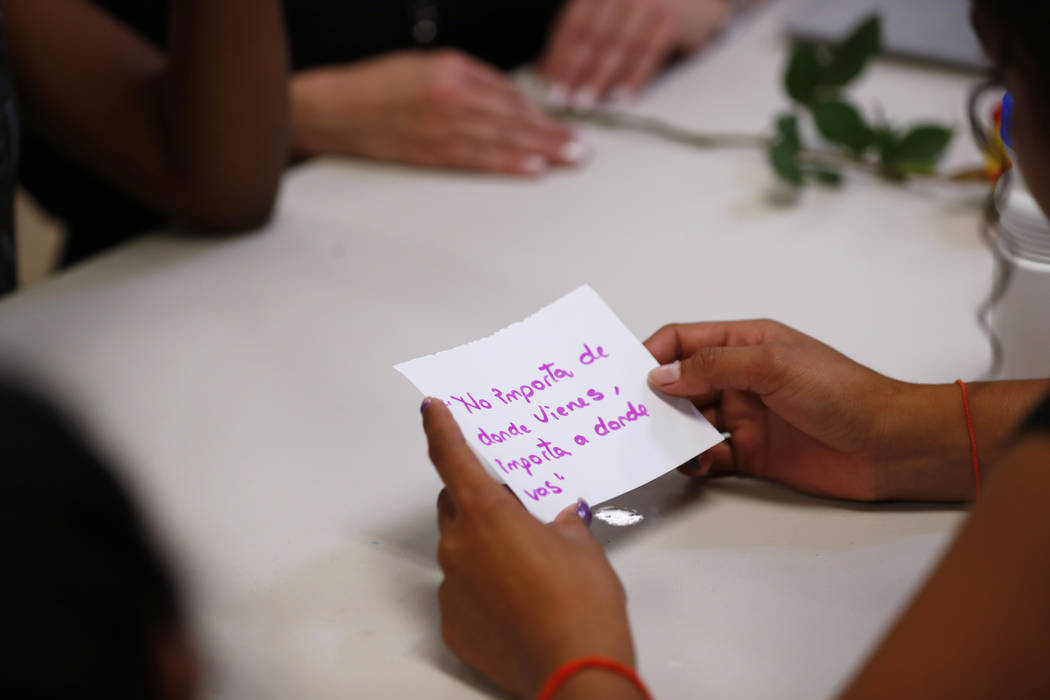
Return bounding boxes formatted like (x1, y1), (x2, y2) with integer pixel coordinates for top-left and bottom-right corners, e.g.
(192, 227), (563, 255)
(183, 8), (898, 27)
(579, 343), (610, 365)
(532, 389), (605, 423)
(490, 362), (575, 407)
(593, 401), (649, 436)
(493, 438), (573, 477)
(523, 474), (567, 501)
(476, 422), (532, 445)
(567, 400), (651, 447)
(447, 344), (610, 415)
(449, 392), (492, 415)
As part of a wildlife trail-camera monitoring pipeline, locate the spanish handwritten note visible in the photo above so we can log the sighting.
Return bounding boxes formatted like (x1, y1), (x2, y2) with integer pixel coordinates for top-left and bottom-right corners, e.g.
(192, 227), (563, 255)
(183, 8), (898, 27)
(395, 285), (724, 522)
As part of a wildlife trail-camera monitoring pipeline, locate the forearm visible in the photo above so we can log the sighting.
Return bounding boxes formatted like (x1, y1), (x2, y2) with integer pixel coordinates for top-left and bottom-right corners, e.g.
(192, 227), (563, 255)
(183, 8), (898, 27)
(877, 379), (1049, 501)
(841, 432), (1050, 697)
(162, 0), (289, 228)
(289, 66), (350, 159)
(4, 0), (288, 231)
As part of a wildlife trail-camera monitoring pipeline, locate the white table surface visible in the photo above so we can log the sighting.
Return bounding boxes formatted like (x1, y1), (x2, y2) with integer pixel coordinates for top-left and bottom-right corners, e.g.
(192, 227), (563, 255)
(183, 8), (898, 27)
(0, 1), (994, 697)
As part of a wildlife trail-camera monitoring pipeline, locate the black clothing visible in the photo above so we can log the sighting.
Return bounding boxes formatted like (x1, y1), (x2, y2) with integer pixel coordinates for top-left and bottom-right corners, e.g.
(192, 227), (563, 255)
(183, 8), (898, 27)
(91, 0), (564, 71)
(0, 9), (19, 295)
(20, 0), (565, 266)
(0, 381), (180, 698)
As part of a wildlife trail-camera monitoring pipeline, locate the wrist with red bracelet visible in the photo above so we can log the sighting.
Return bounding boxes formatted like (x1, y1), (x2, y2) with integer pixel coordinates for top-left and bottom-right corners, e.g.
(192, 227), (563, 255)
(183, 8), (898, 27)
(955, 379), (981, 497)
(536, 655), (651, 700)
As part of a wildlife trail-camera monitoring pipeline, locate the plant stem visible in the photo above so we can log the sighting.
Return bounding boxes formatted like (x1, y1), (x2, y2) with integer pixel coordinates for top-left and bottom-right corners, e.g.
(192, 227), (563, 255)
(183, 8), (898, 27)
(561, 107), (984, 185)
(555, 108), (770, 149)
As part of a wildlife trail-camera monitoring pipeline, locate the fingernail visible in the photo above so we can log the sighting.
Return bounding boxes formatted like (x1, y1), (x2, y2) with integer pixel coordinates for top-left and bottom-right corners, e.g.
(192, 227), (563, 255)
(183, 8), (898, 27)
(648, 361), (681, 386)
(523, 155), (547, 175)
(420, 398), (432, 413)
(546, 83), (569, 108)
(576, 498), (592, 527)
(609, 85), (636, 107)
(559, 139), (591, 164)
(573, 87), (598, 111)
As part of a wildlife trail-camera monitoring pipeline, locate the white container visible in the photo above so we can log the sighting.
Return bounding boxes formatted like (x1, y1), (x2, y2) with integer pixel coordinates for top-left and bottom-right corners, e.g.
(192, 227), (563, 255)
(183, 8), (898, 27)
(987, 167), (1050, 379)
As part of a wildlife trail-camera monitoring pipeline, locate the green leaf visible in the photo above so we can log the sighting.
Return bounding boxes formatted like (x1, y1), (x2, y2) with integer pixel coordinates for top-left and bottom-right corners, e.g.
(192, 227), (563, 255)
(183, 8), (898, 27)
(785, 42), (822, 105)
(878, 165), (908, 181)
(893, 124), (954, 164)
(876, 124), (953, 177)
(810, 167), (844, 186)
(812, 100), (873, 153)
(823, 14), (881, 87)
(873, 126), (900, 156)
(870, 126), (910, 180)
(776, 113), (801, 150)
(769, 141), (804, 186)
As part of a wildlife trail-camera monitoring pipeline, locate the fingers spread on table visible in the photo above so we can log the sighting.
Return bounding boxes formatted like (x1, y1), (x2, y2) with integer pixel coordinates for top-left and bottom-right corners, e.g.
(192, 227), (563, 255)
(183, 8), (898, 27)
(457, 112), (581, 165)
(443, 84), (582, 174)
(540, 0), (605, 93)
(438, 139), (549, 176)
(617, 10), (678, 98)
(573, 1), (654, 102)
(562, 0), (623, 103)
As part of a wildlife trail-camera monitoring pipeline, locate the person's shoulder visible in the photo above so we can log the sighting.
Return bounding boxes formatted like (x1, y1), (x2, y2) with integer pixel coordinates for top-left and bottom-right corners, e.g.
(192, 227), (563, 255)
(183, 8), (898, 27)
(0, 379), (67, 434)
(0, 378), (115, 500)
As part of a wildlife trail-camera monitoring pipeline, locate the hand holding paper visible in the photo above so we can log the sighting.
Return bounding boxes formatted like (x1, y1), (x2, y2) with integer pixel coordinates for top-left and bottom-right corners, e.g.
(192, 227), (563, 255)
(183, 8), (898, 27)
(642, 319), (1000, 503)
(421, 398), (637, 698)
(396, 285), (723, 521)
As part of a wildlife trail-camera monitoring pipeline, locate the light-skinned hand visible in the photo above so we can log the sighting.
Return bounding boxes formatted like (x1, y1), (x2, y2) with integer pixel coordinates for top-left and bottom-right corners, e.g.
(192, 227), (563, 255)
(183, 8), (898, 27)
(292, 50), (587, 176)
(539, 0), (730, 107)
(421, 399), (640, 698)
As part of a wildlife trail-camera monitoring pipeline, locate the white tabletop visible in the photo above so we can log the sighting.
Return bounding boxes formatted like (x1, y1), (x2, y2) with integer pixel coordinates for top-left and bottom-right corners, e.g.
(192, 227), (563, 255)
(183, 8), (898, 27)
(0, 1), (992, 697)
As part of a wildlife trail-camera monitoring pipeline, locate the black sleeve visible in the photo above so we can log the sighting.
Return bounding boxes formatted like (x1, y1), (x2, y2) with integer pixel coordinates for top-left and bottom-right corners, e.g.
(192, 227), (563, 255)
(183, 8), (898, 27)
(284, 0), (565, 71)
(0, 9), (19, 295)
(81, 0), (567, 70)
(0, 381), (180, 698)
(21, 0), (567, 265)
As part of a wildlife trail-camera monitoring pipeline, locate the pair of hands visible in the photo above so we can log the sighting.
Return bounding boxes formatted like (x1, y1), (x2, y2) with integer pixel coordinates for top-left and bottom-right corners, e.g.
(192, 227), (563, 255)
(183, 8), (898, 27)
(541, 0), (730, 107)
(425, 319), (976, 696)
(292, 0), (731, 176)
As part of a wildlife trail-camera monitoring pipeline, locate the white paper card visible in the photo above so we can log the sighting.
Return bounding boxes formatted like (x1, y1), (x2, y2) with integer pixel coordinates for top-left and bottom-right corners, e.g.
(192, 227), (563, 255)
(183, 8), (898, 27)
(395, 285), (724, 522)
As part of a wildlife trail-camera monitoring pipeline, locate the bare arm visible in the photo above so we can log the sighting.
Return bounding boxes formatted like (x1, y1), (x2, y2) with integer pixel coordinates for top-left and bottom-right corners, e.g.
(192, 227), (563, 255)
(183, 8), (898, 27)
(883, 379), (1049, 500)
(645, 320), (1050, 503)
(2, 0), (288, 231)
(842, 430), (1050, 698)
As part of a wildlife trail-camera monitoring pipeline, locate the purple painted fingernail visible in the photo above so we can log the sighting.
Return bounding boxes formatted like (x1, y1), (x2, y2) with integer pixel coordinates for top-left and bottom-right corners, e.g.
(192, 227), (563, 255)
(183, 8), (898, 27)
(420, 398), (432, 413)
(576, 498), (592, 527)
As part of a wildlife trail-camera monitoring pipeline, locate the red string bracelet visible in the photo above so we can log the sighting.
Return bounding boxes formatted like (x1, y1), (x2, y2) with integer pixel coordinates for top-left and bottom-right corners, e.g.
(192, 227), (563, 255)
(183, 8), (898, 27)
(955, 379), (981, 496)
(536, 655), (652, 700)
